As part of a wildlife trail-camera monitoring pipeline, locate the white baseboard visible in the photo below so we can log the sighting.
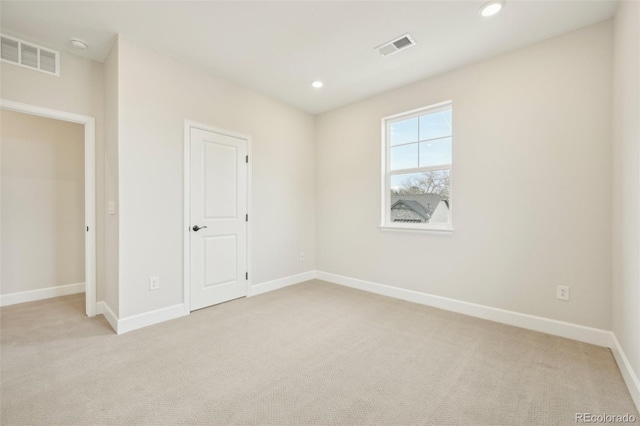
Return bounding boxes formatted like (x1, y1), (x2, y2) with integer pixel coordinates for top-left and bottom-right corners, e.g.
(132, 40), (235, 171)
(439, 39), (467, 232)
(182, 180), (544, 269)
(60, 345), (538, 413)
(249, 271), (316, 296)
(610, 334), (640, 412)
(96, 301), (118, 333)
(98, 269), (315, 334)
(315, 271), (613, 348)
(95, 301), (185, 335)
(90, 269), (637, 412)
(317, 271), (640, 412)
(0, 282), (85, 307)
(117, 303), (185, 335)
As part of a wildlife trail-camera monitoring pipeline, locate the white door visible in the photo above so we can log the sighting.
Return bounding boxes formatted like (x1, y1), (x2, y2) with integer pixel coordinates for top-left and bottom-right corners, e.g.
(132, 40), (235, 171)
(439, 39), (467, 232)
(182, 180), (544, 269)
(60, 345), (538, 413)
(190, 127), (248, 311)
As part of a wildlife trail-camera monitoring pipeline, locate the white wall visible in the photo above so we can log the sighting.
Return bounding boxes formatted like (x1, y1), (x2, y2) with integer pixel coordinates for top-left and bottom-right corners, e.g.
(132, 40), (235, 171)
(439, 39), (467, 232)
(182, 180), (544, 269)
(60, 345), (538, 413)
(0, 19), (624, 341)
(316, 21), (613, 330)
(103, 39), (120, 315)
(116, 37), (316, 318)
(612, 0), (640, 388)
(1, 110), (84, 294)
(0, 49), (106, 301)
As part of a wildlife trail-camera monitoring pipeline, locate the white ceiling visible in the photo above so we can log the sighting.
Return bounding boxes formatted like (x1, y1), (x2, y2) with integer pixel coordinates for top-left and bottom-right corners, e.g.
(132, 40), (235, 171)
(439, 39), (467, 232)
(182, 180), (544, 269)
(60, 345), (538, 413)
(0, 1), (617, 114)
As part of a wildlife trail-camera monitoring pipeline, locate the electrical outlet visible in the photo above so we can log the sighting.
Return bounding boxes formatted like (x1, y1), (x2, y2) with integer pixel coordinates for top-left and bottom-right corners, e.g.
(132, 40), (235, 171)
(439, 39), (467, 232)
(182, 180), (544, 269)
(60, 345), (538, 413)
(299, 252), (305, 261)
(149, 276), (160, 291)
(556, 285), (570, 301)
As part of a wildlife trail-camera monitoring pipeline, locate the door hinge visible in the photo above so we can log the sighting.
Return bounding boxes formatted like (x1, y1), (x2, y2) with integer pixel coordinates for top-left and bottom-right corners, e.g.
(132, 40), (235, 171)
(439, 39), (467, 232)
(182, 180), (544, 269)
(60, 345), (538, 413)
(245, 272), (248, 280)
(246, 214), (248, 222)
(86, 226), (89, 232)
(246, 155), (248, 163)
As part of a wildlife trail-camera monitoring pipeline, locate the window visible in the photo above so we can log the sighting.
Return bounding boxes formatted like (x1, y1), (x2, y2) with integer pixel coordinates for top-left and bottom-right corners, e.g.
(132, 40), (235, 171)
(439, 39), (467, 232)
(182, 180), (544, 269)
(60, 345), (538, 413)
(381, 101), (453, 231)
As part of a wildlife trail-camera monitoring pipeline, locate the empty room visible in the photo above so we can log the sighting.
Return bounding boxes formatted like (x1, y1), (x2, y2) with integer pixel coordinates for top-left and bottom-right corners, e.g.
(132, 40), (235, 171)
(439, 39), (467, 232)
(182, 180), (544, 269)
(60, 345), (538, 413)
(0, 1), (638, 425)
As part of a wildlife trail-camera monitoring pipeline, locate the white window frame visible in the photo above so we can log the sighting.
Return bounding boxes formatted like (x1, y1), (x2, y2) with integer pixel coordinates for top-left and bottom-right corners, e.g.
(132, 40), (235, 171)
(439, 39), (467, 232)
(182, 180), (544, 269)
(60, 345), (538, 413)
(380, 100), (454, 233)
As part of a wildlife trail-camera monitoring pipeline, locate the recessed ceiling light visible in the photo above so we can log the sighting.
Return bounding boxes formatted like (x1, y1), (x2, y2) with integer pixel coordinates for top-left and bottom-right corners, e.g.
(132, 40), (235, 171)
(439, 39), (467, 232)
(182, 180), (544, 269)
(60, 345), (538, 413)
(70, 38), (88, 49)
(311, 81), (323, 88)
(478, 1), (504, 17)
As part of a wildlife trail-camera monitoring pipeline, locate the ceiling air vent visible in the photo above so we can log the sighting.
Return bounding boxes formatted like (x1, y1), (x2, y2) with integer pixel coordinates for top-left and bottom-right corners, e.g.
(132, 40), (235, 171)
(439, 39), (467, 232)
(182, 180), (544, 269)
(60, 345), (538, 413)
(375, 33), (416, 57)
(1, 34), (59, 76)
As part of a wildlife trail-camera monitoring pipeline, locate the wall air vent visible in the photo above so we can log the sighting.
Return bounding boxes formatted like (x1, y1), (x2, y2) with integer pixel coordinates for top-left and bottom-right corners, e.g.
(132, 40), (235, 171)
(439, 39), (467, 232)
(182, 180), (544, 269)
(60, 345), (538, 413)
(375, 33), (416, 57)
(1, 34), (59, 76)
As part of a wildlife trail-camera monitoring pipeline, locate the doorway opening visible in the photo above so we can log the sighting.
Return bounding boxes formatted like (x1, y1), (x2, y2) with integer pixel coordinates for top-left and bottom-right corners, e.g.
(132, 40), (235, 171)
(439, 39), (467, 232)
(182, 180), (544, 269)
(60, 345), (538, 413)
(0, 100), (96, 316)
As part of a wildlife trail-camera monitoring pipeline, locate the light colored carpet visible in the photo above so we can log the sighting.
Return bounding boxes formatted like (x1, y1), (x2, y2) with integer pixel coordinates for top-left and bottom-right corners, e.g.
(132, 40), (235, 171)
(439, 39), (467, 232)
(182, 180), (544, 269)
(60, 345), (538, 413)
(1, 280), (637, 425)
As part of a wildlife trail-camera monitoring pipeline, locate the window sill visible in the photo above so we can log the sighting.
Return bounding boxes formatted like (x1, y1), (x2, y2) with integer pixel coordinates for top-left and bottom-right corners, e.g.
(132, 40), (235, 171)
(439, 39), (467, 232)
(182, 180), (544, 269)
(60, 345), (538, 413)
(378, 225), (454, 234)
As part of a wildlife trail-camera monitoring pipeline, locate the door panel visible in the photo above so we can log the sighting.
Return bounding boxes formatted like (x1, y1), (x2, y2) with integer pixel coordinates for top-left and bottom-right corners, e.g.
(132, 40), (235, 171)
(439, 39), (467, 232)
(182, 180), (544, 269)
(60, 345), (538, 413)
(203, 235), (237, 287)
(190, 127), (247, 311)
(204, 142), (237, 219)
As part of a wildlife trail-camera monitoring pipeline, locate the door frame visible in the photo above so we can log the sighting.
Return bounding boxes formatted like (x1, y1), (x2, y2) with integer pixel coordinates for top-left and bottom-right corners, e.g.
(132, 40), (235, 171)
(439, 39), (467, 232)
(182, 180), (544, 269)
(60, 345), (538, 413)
(0, 99), (97, 317)
(183, 120), (252, 315)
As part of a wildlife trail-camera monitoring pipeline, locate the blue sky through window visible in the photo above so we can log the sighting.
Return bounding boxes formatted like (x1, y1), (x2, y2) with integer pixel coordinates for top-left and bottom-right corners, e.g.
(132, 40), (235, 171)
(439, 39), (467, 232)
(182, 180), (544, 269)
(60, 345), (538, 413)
(389, 108), (452, 171)
(420, 110), (451, 140)
(420, 137), (451, 167)
(390, 118), (418, 146)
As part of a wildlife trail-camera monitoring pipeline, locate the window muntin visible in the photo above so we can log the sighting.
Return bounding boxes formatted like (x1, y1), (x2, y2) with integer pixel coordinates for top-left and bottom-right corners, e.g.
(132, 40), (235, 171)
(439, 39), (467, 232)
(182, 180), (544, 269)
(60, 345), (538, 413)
(382, 102), (453, 231)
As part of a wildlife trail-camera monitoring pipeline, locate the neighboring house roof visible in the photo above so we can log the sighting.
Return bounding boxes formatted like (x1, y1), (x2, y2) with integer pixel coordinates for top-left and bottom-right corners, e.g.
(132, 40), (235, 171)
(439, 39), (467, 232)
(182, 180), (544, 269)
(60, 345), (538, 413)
(390, 193), (448, 220)
(391, 200), (431, 220)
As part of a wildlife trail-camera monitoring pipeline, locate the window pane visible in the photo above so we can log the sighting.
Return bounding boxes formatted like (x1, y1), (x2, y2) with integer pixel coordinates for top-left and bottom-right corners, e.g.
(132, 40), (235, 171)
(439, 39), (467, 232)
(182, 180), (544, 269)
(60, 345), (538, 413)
(390, 171), (450, 224)
(390, 117), (418, 146)
(390, 143), (418, 170)
(419, 137), (451, 167)
(419, 109), (451, 141)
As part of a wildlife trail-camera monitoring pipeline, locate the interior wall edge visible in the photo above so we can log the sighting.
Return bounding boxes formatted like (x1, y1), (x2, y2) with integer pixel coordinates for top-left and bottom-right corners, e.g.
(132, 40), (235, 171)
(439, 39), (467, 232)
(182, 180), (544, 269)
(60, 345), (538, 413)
(611, 333), (640, 412)
(96, 300), (118, 333)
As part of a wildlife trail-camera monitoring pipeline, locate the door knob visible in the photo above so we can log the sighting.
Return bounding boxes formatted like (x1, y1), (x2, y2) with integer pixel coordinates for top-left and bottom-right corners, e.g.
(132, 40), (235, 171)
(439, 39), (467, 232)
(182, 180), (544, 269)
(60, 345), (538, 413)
(192, 225), (208, 232)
